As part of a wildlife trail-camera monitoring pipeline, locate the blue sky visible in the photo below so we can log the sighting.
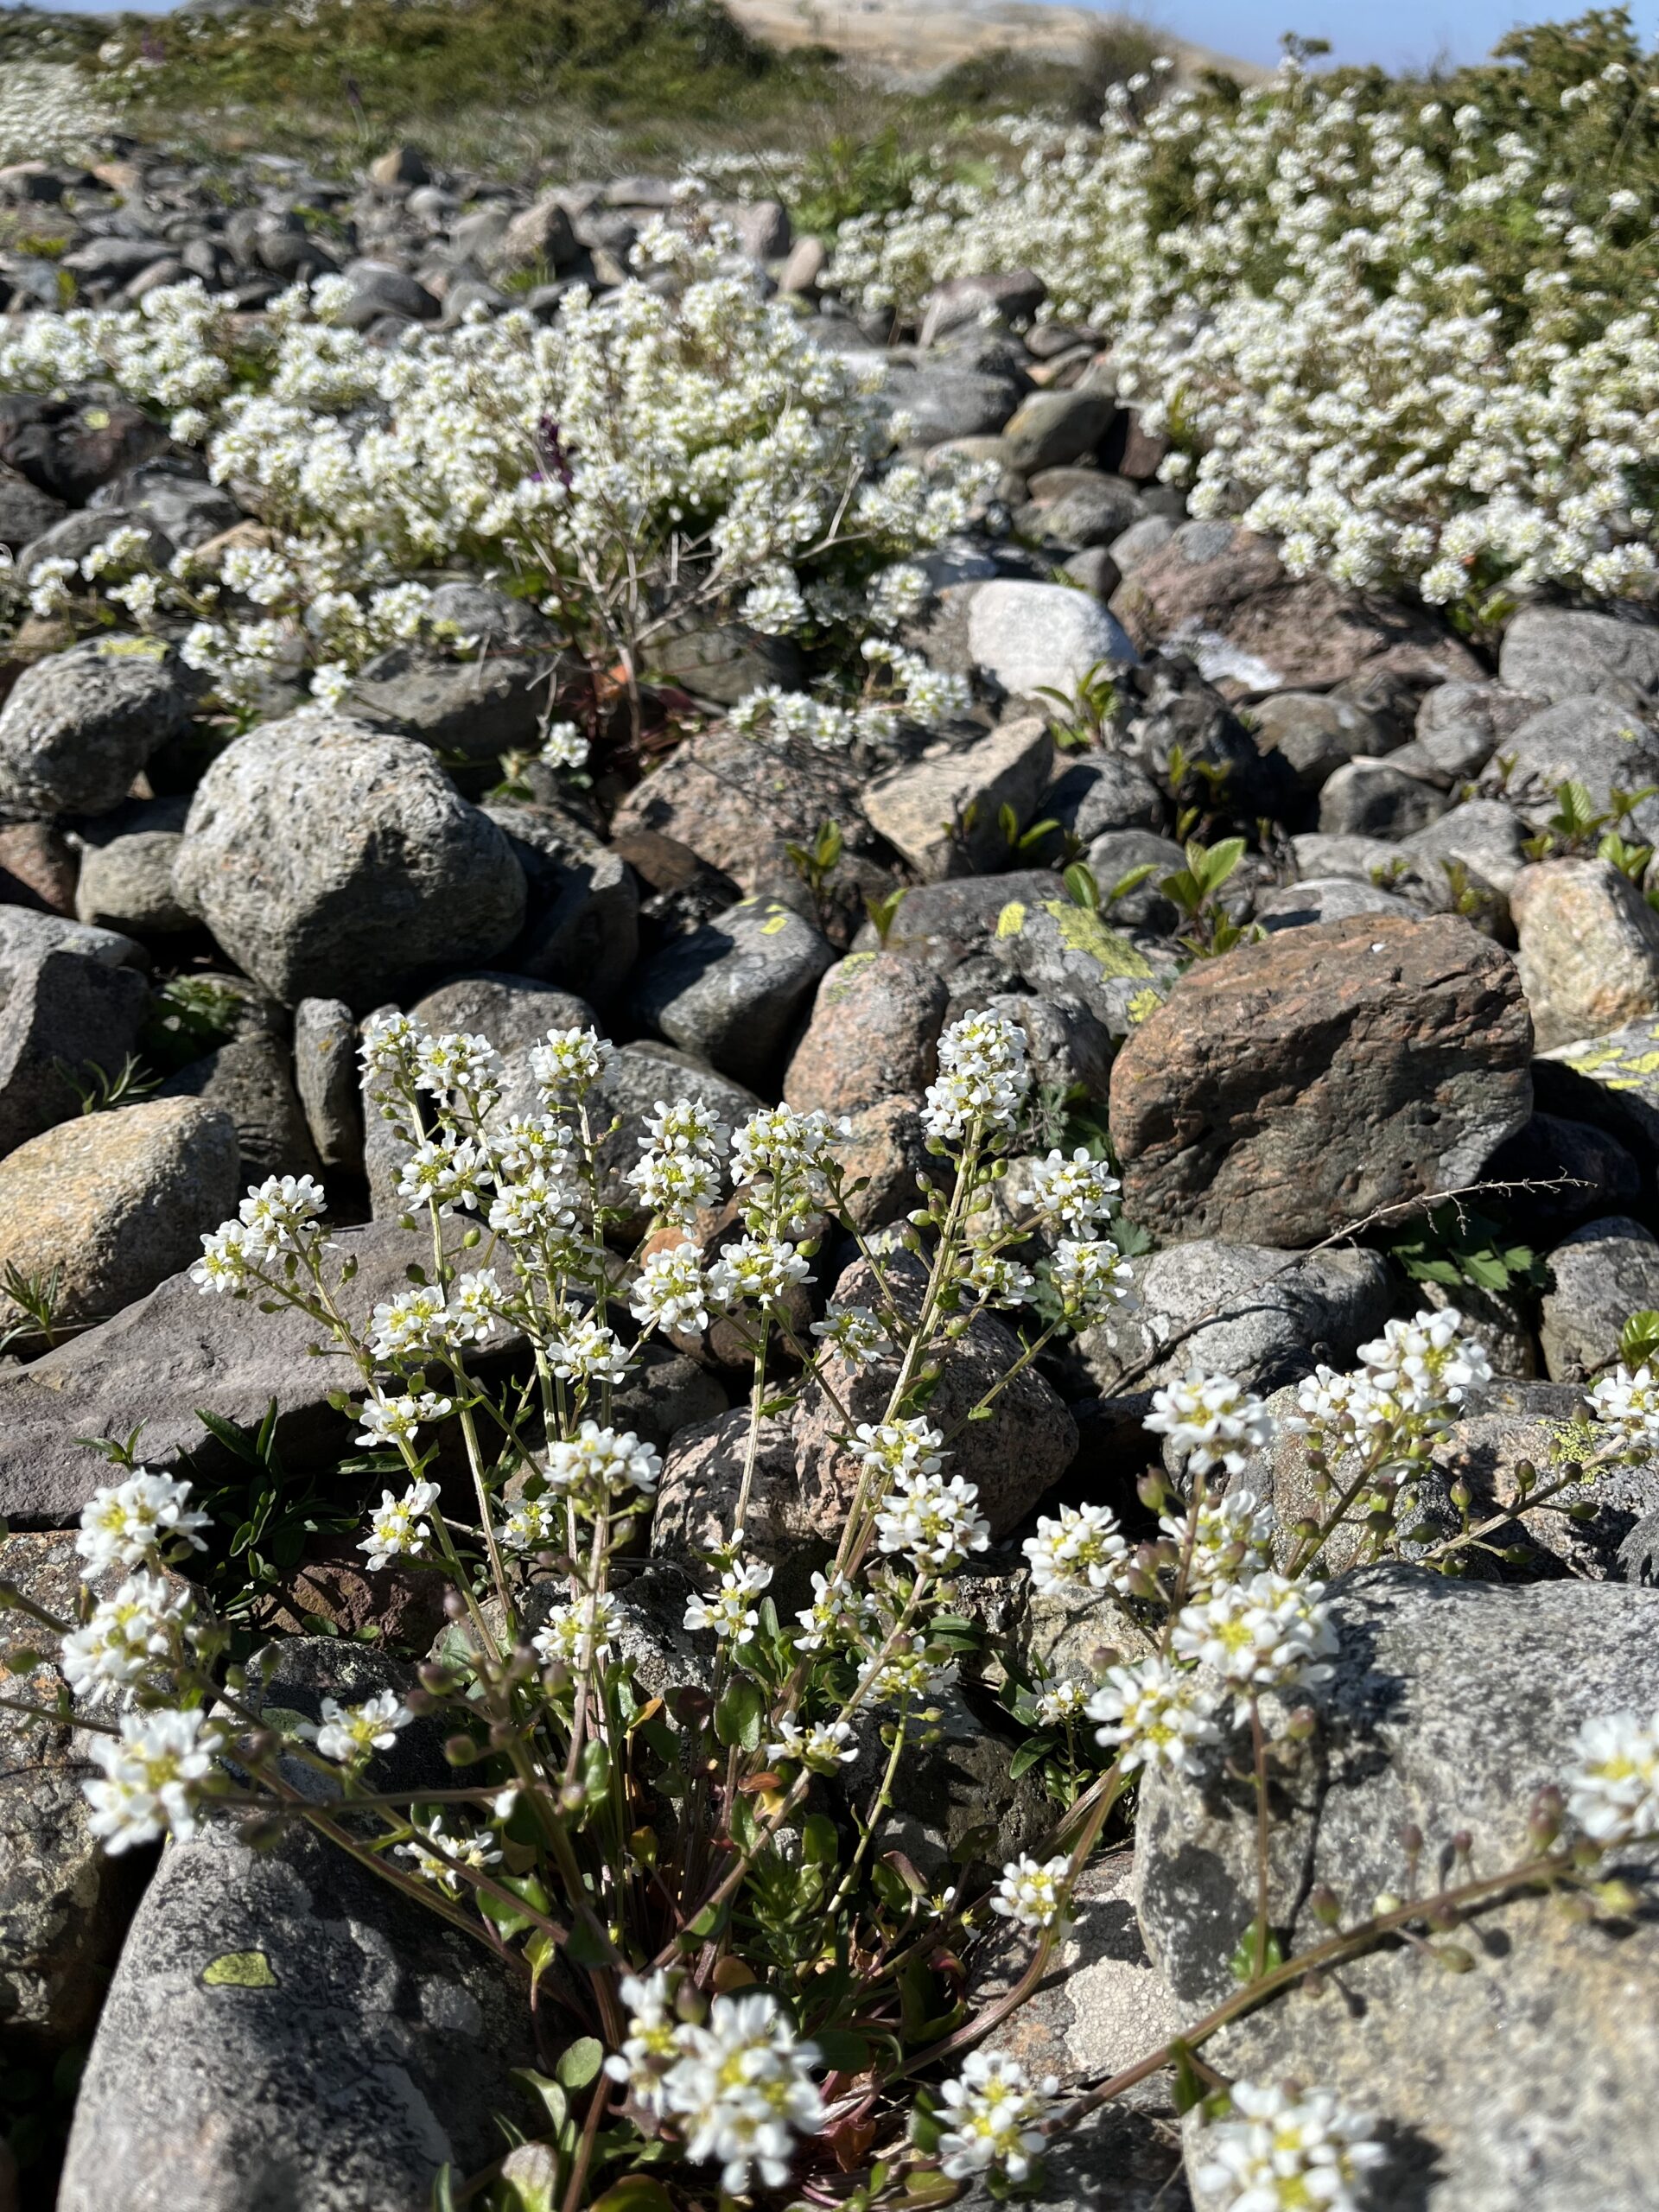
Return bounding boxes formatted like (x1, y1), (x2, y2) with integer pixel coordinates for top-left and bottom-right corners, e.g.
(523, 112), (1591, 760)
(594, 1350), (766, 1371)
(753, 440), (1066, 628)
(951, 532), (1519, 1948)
(24, 0), (1659, 68)
(1144, 1), (1659, 70)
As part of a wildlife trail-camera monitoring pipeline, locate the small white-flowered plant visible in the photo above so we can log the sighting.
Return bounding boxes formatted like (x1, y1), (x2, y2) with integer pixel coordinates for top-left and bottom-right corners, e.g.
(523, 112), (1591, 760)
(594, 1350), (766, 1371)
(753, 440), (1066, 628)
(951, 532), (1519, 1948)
(541, 722), (589, 771)
(810, 1304), (893, 1364)
(766, 1716), (859, 1772)
(354, 1391), (453, 1451)
(661, 1989), (823, 2194)
(1051, 1236), (1135, 1316)
(238, 1173), (328, 1257)
(1161, 1487), (1275, 1593)
(398, 1815), (504, 1897)
(1354, 1308), (1493, 1426)
(1193, 2080), (1386, 2212)
(1146, 1371), (1276, 1477)
(1088, 1655), (1223, 1775)
(1587, 1364), (1659, 1454)
(84, 1707), (224, 1853)
(855, 1417), (944, 1478)
(530, 1026), (613, 1097)
(706, 1235), (812, 1308)
(935, 2049), (1058, 2183)
(78, 1472), (211, 1575)
(1020, 1147), (1121, 1233)
(794, 1569), (881, 1652)
(1024, 1502), (1132, 1599)
(922, 1009), (1031, 1143)
(360, 1479), (442, 1568)
(1034, 1677), (1093, 1726)
(300, 1689), (412, 1766)
(603, 1968), (681, 2111)
(683, 1563), (774, 1644)
(631, 1241), (712, 1332)
(543, 1423), (661, 1505)
(60, 1574), (201, 1702)
(548, 1318), (634, 1386)
(1172, 1572), (1337, 1712)
(533, 1592), (620, 1673)
(990, 1853), (1071, 1930)
(1564, 1709), (1659, 1847)
(874, 1467), (990, 1572)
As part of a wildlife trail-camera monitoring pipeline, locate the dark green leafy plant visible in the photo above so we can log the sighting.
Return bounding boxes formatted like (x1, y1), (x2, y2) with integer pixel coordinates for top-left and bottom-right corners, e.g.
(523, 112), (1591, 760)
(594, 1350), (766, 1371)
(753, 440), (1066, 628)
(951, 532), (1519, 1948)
(1385, 1203), (1549, 1298)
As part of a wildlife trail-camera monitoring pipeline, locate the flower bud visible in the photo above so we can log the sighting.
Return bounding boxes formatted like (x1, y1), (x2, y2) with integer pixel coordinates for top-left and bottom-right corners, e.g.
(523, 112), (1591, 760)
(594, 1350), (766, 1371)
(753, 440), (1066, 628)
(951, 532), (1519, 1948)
(444, 1733), (480, 1766)
(1309, 1885), (1341, 1927)
(1284, 1705), (1318, 1742)
(1529, 1784), (1564, 1850)
(1372, 1891), (1402, 1917)
(1433, 1943), (1475, 1973)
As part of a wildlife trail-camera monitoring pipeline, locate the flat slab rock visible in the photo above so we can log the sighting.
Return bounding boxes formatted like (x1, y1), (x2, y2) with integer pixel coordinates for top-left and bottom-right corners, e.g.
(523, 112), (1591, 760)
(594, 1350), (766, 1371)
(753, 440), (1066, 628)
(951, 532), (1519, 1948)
(0, 1217), (461, 1524)
(1109, 912), (1534, 1246)
(1137, 1567), (1659, 2211)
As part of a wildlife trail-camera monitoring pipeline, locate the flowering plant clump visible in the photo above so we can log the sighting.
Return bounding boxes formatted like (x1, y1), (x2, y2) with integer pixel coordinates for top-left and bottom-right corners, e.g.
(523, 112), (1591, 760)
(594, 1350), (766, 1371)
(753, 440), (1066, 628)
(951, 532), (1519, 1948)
(10, 1005), (1659, 2210)
(829, 14), (1659, 607)
(0, 216), (988, 752)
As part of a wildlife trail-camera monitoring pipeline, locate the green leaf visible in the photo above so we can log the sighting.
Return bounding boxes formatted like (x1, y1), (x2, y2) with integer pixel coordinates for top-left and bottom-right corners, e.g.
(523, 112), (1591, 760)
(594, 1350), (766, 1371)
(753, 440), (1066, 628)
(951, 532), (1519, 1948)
(565, 1914), (615, 1969)
(802, 1813), (840, 1867)
(588, 2180), (676, 2212)
(1167, 2039), (1205, 2116)
(715, 1674), (766, 1753)
(430, 2163), (460, 2212)
(1228, 1921), (1285, 1984)
(1008, 1736), (1052, 1779)
(511, 2069), (568, 2133)
(814, 2028), (873, 2075)
(556, 2035), (605, 2091)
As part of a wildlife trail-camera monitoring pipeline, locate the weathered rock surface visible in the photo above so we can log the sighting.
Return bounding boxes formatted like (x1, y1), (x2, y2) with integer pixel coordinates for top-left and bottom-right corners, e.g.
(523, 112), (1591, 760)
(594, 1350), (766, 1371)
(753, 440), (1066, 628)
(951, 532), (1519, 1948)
(0, 1533), (152, 2056)
(1513, 858), (1659, 1052)
(1497, 604), (1659, 707)
(632, 896), (834, 1084)
(173, 714), (525, 1007)
(293, 997), (361, 1172)
(73, 830), (194, 936)
(784, 951), (947, 1116)
(59, 1641), (533, 2212)
(1137, 1567), (1659, 2212)
(862, 716), (1053, 878)
(1109, 913), (1534, 1246)
(158, 1033), (321, 1186)
(1487, 695), (1659, 841)
(1540, 1216), (1659, 1381)
(0, 1097), (238, 1328)
(968, 580), (1138, 699)
(0, 635), (189, 817)
(0, 944), (149, 1160)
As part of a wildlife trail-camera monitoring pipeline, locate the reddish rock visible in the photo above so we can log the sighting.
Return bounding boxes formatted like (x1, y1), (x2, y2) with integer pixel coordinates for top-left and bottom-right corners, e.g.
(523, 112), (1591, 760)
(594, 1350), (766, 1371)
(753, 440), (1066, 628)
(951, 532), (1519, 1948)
(1110, 523), (1480, 696)
(783, 952), (947, 1117)
(1109, 912), (1533, 1247)
(609, 722), (864, 898)
(0, 820), (76, 913)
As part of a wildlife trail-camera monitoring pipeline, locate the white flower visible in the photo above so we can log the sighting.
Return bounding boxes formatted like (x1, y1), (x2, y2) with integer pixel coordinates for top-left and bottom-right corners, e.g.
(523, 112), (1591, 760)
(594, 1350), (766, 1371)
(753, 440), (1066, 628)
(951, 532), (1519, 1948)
(874, 1465), (990, 1573)
(1355, 1308), (1492, 1425)
(1172, 1571), (1337, 1710)
(627, 1098), (729, 1223)
(1193, 2081), (1385, 2212)
(78, 1472), (210, 1574)
(1024, 1502), (1132, 1598)
(370, 1283), (453, 1359)
(1052, 1237), (1134, 1316)
(499, 1494), (560, 1554)
(448, 1268), (507, 1343)
(962, 1250), (1034, 1307)
(810, 1304), (892, 1364)
(354, 1391), (452, 1451)
(630, 1241), (711, 1332)
(794, 1570), (881, 1653)
(237, 1173), (328, 1257)
(1588, 1363), (1659, 1452)
(989, 1853), (1071, 1930)
(360, 1479), (442, 1567)
(84, 1707), (223, 1853)
(854, 1416), (943, 1478)
(488, 1169), (580, 1240)
(529, 1026), (612, 1098)
(604, 1967), (681, 2110)
(300, 1688), (412, 1765)
(922, 1010), (1030, 1144)
(706, 1235), (811, 1307)
(191, 1217), (259, 1294)
(729, 1103), (841, 1226)
(1087, 1655), (1222, 1775)
(868, 1633), (956, 1707)
(662, 1989), (823, 2195)
(360, 1010), (423, 1088)
(1145, 1371), (1275, 1476)
(936, 2050), (1058, 2183)
(1034, 1677), (1092, 1726)
(541, 721), (589, 770)
(766, 1716), (859, 1772)
(60, 1573), (200, 1702)
(1020, 1147), (1121, 1233)
(1161, 1487), (1274, 1593)
(533, 1592), (620, 1672)
(547, 1319), (634, 1386)
(401, 1136), (492, 1217)
(1564, 1709), (1659, 1847)
(683, 1563), (774, 1643)
(397, 1814), (503, 1896)
(543, 1422), (662, 1505)
(415, 1029), (501, 1103)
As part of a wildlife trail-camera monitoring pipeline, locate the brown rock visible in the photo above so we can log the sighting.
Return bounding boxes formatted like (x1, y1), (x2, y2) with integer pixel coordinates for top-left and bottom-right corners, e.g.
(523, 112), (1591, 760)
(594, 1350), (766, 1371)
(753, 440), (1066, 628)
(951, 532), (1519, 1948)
(266, 1536), (452, 1647)
(608, 723), (865, 898)
(1110, 523), (1479, 696)
(1512, 858), (1659, 1052)
(0, 1097), (239, 1328)
(836, 1096), (931, 1228)
(1109, 912), (1534, 1246)
(0, 820), (76, 913)
(783, 953), (947, 1116)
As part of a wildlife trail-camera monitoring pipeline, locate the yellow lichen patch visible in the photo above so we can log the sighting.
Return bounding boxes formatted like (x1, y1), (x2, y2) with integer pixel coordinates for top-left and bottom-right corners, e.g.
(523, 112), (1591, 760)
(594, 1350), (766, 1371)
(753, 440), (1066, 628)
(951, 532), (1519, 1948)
(202, 1950), (278, 1989)
(1041, 902), (1154, 979)
(995, 901), (1027, 939)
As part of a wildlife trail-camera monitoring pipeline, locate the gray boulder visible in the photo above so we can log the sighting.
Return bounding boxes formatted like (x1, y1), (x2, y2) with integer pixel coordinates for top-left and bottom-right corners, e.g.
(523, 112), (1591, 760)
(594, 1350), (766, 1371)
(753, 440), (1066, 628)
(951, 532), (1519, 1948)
(1079, 1238), (1390, 1399)
(58, 1642), (533, 2212)
(0, 907), (144, 972)
(1001, 389), (1114, 472)
(861, 717), (1053, 879)
(173, 715), (525, 1007)
(293, 997), (361, 1173)
(1318, 756), (1448, 838)
(1512, 858), (1659, 1053)
(157, 1033), (322, 1186)
(1137, 1567), (1659, 2212)
(1488, 695), (1659, 841)
(0, 636), (189, 817)
(1255, 876), (1416, 932)
(74, 830), (194, 936)
(1498, 604), (1659, 708)
(632, 896), (834, 1085)
(348, 639), (555, 763)
(784, 951), (947, 1117)
(1540, 1215), (1659, 1382)
(0, 944), (149, 1159)
(486, 804), (639, 1009)
(1402, 798), (1531, 902)
(1046, 753), (1164, 841)
(1250, 691), (1392, 791)
(969, 580), (1139, 701)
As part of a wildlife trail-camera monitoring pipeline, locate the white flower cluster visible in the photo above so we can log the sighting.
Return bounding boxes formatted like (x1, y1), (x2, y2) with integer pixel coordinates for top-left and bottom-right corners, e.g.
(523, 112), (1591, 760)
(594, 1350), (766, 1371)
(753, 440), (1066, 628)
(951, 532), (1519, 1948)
(936, 2050), (1058, 2183)
(1564, 1709), (1659, 1847)
(1194, 2081), (1385, 2212)
(923, 1009), (1030, 1144)
(1293, 1306), (1493, 1459)
(605, 1977), (823, 2193)
(830, 55), (1659, 601)
(1146, 1371), (1276, 1478)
